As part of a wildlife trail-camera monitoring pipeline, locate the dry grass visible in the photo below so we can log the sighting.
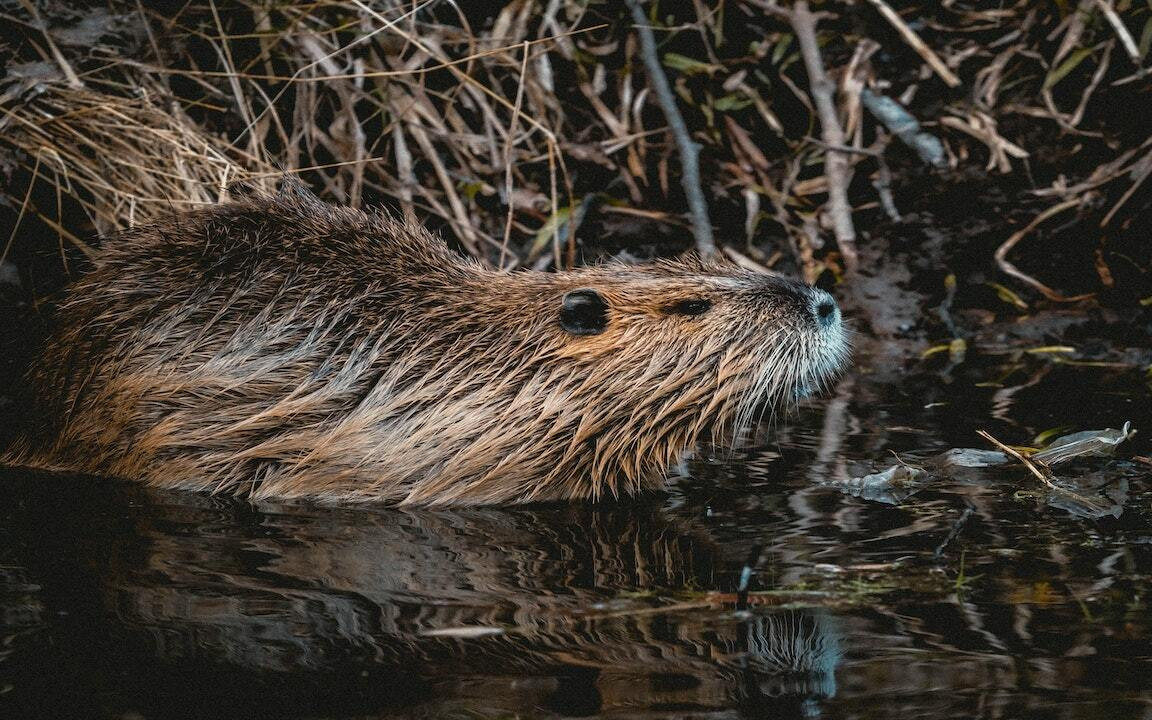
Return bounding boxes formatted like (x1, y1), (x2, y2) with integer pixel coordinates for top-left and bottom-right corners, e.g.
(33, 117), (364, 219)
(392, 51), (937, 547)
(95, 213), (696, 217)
(2, 81), (263, 238)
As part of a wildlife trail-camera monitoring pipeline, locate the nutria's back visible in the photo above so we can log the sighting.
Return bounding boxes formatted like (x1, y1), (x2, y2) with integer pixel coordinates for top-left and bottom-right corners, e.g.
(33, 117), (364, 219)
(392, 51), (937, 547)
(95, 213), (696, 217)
(5, 194), (849, 505)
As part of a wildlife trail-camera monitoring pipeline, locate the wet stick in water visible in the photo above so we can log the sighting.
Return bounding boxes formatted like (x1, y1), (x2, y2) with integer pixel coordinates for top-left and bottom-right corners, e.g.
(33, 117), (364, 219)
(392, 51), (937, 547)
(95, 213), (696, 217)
(977, 430), (1056, 488)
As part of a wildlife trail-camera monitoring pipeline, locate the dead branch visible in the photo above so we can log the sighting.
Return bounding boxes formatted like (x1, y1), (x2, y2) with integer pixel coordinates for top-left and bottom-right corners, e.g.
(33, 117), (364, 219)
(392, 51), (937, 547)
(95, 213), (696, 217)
(863, 0), (962, 87)
(1101, 148), (1152, 226)
(994, 198), (1095, 302)
(1094, 0), (1142, 65)
(625, 0), (717, 258)
(751, 0), (859, 277)
(977, 430), (1056, 488)
(3, 0), (1147, 286)
(786, 1), (859, 276)
(860, 88), (945, 168)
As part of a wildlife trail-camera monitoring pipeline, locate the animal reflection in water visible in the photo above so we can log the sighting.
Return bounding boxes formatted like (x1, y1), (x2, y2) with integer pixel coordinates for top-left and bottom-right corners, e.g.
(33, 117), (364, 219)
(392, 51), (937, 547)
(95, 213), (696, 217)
(15, 485), (842, 716)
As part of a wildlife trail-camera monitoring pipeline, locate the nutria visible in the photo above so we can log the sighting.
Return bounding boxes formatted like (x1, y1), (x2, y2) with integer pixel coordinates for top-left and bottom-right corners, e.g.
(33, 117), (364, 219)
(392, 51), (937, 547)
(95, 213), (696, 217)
(4, 191), (849, 505)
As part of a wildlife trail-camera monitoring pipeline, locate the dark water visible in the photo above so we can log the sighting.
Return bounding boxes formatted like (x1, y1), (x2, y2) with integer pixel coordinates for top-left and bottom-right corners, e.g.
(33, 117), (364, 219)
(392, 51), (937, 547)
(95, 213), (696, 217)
(1, 352), (1150, 719)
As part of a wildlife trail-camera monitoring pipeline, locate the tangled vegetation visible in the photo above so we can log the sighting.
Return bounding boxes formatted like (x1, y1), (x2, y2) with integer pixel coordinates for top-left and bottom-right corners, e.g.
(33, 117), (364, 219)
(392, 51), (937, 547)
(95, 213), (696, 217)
(1, 0), (1150, 322)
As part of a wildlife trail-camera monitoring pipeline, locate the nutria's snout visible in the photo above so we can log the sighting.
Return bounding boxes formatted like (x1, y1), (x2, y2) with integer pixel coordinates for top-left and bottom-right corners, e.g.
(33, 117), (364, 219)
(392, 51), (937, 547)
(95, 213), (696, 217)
(786, 284), (851, 401)
(809, 287), (840, 330)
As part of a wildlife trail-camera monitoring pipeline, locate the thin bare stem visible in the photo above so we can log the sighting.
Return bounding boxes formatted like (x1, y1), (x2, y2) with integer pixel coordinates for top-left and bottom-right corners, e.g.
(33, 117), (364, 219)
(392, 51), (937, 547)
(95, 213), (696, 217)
(17, 0), (83, 88)
(1094, 0), (1142, 64)
(864, 0), (962, 87)
(500, 41), (531, 268)
(977, 430), (1056, 488)
(995, 199), (1094, 302)
(785, 1), (859, 276)
(625, 0), (717, 258)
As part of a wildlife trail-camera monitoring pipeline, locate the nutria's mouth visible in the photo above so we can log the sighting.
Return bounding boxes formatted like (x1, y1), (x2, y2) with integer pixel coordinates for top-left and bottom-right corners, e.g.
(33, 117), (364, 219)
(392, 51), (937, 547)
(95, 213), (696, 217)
(728, 310), (851, 442)
(792, 360), (845, 401)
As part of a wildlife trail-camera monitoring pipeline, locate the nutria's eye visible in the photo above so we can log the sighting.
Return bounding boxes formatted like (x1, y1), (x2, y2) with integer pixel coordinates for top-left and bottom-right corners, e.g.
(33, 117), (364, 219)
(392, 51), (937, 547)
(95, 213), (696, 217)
(666, 298), (712, 316)
(560, 289), (608, 335)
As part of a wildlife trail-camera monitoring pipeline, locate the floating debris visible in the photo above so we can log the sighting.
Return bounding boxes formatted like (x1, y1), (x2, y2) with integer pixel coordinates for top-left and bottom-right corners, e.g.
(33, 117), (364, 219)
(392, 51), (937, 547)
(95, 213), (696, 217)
(834, 422), (1137, 518)
(1044, 476), (1129, 520)
(933, 448), (1009, 469)
(1032, 422), (1136, 466)
(832, 463), (924, 505)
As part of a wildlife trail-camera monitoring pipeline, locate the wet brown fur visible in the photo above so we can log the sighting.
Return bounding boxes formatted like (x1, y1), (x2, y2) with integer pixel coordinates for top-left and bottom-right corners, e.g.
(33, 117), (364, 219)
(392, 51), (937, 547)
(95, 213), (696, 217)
(5, 193), (848, 505)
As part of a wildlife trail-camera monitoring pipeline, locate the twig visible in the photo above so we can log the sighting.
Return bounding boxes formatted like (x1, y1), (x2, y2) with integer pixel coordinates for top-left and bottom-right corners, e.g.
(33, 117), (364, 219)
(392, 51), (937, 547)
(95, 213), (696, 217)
(994, 198), (1095, 302)
(1101, 149), (1152, 226)
(16, 0), (83, 89)
(1041, 40), (1113, 131)
(501, 41), (531, 268)
(1, 150), (44, 268)
(1051, 0), (1094, 68)
(756, 0), (859, 276)
(871, 141), (902, 221)
(405, 118), (481, 255)
(1094, 0), (1142, 65)
(722, 246), (778, 275)
(940, 113), (1029, 173)
(860, 88), (946, 168)
(977, 430), (1056, 488)
(791, 2), (859, 275)
(808, 133), (901, 221)
(391, 123), (416, 221)
(208, 0), (267, 165)
(864, 0), (962, 87)
(625, 0), (717, 258)
(804, 138), (880, 157)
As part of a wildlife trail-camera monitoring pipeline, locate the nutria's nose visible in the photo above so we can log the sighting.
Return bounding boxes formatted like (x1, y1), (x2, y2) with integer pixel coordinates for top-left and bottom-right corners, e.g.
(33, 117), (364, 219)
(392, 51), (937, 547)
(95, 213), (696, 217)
(809, 289), (840, 329)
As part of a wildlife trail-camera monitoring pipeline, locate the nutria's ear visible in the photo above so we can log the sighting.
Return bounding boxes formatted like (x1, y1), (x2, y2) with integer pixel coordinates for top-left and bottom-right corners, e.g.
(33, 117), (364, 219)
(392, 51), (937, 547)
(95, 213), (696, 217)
(560, 289), (608, 335)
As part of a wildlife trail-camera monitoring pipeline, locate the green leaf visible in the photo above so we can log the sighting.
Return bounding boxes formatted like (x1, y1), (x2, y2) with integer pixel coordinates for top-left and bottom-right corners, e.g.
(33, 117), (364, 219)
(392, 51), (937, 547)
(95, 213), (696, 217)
(714, 92), (753, 111)
(1044, 46), (1095, 90)
(987, 282), (1029, 310)
(458, 180), (485, 203)
(1139, 16), (1152, 60)
(662, 52), (721, 76)
(771, 33), (793, 65)
(1033, 425), (1075, 446)
(531, 204), (575, 256)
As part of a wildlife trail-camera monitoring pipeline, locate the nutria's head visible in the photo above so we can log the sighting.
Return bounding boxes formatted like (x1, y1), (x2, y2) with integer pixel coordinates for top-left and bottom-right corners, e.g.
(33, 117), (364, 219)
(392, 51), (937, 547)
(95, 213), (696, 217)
(13, 195), (850, 505)
(551, 260), (847, 408)
(382, 252), (850, 503)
